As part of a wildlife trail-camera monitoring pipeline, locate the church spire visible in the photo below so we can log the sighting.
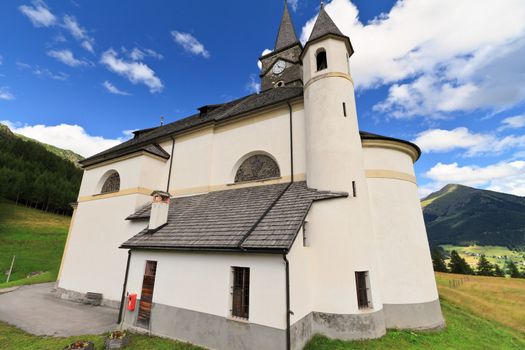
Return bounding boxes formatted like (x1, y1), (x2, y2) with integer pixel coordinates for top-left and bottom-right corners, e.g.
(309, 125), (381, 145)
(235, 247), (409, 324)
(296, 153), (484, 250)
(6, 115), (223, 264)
(274, 1), (299, 50)
(307, 5), (344, 42)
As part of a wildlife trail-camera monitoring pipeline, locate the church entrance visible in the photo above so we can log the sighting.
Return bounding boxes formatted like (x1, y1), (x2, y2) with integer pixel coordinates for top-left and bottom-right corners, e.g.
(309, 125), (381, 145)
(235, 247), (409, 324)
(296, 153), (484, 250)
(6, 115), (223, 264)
(137, 260), (157, 327)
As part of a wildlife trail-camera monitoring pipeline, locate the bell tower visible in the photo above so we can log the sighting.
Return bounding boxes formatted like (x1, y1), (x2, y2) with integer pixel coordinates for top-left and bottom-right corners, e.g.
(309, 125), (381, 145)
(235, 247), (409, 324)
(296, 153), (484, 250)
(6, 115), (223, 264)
(300, 5), (385, 324)
(259, 1), (303, 91)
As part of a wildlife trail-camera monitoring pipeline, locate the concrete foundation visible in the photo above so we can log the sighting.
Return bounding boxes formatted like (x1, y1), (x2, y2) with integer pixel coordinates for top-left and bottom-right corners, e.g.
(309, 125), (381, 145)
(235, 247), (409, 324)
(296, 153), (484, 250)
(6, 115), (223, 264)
(383, 298), (445, 330)
(54, 285), (120, 309)
(123, 302), (286, 350)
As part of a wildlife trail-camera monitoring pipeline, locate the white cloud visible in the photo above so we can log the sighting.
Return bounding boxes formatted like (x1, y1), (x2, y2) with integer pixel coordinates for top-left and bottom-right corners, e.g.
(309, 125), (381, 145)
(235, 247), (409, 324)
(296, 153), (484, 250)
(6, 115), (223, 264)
(171, 31), (210, 58)
(0, 87), (15, 101)
(300, 0), (525, 118)
(103, 81), (131, 96)
(62, 15), (95, 53)
(17, 61), (69, 80)
(128, 47), (163, 61)
(423, 161), (525, 196)
(258, 48), (273, 70)
(47, 49), (89, 67)
(100, 49), (164, 93)
(413, 127), (525, 157)
(500, 115), (525, 130)
(246, 74), (261, 94)
(1, 120), (130, 157)
(19, 0), (56, 27)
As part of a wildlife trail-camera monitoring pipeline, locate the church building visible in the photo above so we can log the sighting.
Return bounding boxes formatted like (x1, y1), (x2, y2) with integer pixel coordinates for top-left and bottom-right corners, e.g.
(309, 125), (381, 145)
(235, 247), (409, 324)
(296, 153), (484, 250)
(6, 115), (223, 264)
(57, 3), (444, 350)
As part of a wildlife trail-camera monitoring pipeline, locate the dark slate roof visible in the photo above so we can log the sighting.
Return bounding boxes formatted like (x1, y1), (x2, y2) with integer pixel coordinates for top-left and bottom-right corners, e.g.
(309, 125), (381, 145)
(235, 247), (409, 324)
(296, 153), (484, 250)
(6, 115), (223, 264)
(308, 6), (344, 42)
(80, 87), (304, 167)
(275, 2), (300, 50)
(360, 131), (421, 160)
(121, 181), (347, 252)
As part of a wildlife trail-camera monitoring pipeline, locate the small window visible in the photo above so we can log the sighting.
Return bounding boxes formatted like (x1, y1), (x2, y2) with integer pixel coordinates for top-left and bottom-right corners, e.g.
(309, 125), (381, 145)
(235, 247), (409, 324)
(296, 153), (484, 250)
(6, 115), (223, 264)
(303, 221), (309, 247)
(231, 267), (250, 319)
(275, 81), (285, 88)
(352, 181), (356, 197)
(101, 172), (120, 194)
(355, 271), (372, 309)
(235, 154), (280, 183)
(316, 50), (327, 71)
(343, 102), (347, 117)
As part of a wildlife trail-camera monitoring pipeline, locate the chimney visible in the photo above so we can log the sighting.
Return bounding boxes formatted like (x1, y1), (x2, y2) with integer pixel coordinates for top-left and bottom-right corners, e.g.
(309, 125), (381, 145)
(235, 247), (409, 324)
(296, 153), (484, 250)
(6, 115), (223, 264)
(149, 190), (171, 231)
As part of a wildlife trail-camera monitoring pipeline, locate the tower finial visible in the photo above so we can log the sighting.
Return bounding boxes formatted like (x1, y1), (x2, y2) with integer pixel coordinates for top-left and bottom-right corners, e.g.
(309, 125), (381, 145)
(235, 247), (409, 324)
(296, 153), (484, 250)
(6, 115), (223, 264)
(320, 1), (324, 9)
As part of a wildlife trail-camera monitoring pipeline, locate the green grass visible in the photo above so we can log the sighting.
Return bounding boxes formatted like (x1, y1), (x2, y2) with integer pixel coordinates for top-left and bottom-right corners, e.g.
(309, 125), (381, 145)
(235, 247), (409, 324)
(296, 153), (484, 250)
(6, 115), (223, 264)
(440, 244), (525, 271)
(305, 299), (525, 350)
(0, 200), (70, 288)
(0, 323), (204, 350)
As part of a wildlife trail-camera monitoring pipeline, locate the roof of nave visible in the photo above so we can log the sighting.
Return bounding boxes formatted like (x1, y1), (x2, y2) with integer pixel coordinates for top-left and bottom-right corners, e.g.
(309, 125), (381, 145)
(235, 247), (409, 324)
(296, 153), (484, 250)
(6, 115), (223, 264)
(122, 181), (347, 252)
(80, 87), (304, 167)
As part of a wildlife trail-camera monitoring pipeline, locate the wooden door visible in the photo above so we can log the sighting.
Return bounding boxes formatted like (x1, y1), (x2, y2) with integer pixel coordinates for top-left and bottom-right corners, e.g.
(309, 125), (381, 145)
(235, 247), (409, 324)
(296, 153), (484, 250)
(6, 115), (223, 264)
(137, 260), (157, 327)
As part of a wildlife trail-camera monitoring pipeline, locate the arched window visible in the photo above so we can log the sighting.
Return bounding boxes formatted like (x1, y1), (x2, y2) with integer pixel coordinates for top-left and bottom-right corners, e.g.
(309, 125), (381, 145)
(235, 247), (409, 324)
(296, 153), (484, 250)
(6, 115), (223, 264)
(316, 50), (328, 71)
(235, 155), (280, 183)
(101, 172), (120, 194)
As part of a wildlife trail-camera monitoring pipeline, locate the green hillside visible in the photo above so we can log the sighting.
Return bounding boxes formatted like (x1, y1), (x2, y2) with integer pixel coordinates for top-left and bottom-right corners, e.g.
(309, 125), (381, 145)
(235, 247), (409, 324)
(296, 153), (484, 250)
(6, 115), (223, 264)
(0, 200), (70, 288)
(0, 123), (82, 215)
(423, 184), (525, 250)
(15, 132), (83, 166)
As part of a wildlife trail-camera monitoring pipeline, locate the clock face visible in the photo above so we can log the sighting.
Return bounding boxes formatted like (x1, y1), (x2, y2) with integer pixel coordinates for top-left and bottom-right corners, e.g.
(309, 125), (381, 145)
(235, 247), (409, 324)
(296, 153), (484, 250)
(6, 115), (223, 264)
(272, 60), (286, 75)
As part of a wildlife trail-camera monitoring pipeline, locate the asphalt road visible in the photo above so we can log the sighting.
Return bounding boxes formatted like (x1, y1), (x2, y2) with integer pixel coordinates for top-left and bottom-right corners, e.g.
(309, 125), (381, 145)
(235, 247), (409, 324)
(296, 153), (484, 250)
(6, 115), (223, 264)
(0, 283), (118, 336)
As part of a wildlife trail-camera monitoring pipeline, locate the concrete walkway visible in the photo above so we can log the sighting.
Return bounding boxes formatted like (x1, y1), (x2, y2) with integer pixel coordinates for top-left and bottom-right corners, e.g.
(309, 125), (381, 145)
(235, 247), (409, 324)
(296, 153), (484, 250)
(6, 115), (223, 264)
(0, 283), (118, 336)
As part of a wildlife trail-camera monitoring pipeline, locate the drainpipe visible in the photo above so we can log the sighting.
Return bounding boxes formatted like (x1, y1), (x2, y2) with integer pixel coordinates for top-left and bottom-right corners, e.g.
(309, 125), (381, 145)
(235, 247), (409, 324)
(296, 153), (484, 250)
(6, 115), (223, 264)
(287, 101), (294, 183)
(117, 250), (132, 324)
(283, 253), (291, 350)
(166, 136), (175, 192)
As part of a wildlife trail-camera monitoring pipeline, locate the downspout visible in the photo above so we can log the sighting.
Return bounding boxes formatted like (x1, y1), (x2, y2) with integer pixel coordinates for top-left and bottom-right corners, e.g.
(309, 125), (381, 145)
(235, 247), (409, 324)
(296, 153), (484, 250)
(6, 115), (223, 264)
(284, 99), (294, 350)
(287, 101), (294, 183)
(117, 250), (132, 324)
(166, 136), (176, 192)
(283, 253), (291, 350)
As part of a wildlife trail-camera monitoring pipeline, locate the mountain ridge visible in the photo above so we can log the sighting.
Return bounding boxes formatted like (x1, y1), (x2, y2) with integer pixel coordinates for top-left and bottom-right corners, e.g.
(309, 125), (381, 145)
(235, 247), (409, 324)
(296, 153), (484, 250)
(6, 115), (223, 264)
(423, 184), (525, 249)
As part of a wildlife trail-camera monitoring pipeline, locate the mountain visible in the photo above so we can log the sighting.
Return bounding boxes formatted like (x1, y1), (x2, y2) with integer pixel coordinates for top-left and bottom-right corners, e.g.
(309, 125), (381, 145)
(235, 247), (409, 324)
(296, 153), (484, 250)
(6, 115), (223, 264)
(0, 123), (82, 214)
(422, 184), (525, 249)
(0, 124), (83, 165)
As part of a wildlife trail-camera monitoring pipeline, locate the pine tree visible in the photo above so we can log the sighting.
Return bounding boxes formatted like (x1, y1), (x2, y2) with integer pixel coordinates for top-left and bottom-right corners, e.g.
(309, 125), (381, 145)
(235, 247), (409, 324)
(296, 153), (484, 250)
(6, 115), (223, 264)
(448, 250), (474, 275)
(476, 254), (494, 276)
(493, 264), (505, 277)
(431, 248), (448, 272)
(507, 261), (522, 278)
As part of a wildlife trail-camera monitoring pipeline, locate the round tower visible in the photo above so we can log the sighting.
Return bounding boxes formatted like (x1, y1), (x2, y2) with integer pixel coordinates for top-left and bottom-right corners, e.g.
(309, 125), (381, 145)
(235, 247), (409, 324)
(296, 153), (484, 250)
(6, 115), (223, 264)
(300, 6), (386, 339)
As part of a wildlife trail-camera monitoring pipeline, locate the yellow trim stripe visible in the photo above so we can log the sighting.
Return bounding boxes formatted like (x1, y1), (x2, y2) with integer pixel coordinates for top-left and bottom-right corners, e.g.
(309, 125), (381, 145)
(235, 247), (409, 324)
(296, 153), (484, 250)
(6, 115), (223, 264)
(78, 187), (154, 202)
(304, 72), (354, 89)
(170, 173), (307, 197)
(365, 170), (417, 184)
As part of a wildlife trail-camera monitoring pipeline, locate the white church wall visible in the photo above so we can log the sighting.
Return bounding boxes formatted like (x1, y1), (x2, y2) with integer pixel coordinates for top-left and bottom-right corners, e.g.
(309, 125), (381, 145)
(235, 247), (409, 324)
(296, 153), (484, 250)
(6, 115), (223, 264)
(363, 147), (438, 304)
(168, 127), (214, 195)
(211, 104), (305, 187)
(58, 196), (149, 302)
(306, 199), (384, 314)
(126, 250), (287, 329)
(288, 226), (314, 324)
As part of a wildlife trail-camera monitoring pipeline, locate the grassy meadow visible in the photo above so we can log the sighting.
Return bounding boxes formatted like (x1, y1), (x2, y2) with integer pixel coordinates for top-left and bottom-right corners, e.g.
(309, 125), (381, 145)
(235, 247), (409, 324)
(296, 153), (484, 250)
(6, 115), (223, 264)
(0, 200), (70, 289)
(440, 244), (525, 272)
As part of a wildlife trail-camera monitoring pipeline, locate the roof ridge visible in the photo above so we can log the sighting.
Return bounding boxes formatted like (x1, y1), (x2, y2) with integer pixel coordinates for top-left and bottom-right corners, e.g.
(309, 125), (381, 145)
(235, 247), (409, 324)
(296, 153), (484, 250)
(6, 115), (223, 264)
(237, 182), (292, 249)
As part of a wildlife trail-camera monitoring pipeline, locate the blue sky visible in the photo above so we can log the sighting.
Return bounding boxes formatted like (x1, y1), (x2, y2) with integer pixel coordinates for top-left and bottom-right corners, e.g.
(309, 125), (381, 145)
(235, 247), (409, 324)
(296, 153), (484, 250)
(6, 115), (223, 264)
(1, 0), (525, 197)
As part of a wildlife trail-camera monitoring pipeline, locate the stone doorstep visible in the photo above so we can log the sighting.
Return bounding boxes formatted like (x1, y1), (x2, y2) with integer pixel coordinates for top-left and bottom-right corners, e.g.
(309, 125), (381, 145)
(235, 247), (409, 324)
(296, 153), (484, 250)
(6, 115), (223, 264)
(0, 286), (20, 294)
